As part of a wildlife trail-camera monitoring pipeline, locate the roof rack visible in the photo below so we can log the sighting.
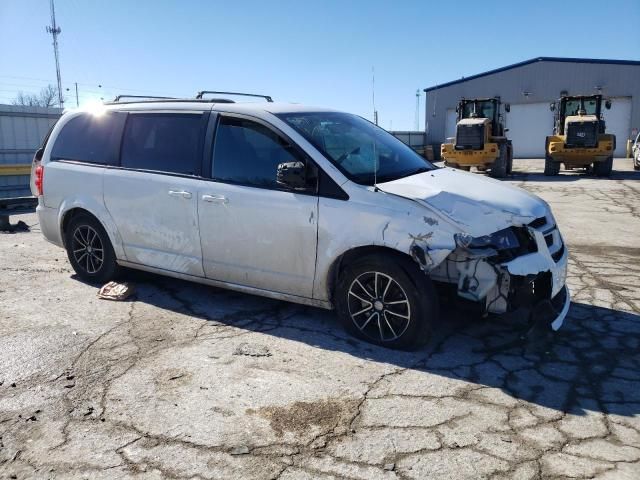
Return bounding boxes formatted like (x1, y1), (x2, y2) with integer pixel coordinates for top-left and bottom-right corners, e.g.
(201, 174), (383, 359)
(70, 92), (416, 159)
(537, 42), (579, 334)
(195, 91), (273, 102)
(112, 95), (177, 102)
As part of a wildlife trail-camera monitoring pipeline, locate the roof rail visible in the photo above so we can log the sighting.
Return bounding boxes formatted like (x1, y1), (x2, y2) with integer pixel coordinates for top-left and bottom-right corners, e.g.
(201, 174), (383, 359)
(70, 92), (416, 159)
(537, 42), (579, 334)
(113, 95), (177, 102)
(195, 91), (273, 102)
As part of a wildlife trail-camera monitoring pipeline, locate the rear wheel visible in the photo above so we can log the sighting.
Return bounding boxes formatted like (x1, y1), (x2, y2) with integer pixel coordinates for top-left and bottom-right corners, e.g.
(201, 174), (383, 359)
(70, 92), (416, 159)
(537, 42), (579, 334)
(506, 143), (513, 174)
(544, 155), (560, 176)
(65, 214), (119, 283)
(335, 255), (437, 350)
(489, 144), (507, 178)
(593, 156), (613, 177)
(459, 166), (471, 171)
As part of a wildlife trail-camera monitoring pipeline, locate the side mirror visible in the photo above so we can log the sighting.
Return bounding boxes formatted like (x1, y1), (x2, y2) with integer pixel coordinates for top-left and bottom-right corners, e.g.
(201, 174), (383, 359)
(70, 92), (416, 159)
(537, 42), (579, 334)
(549, 102), (556, 112)
(455, 106), (459, 113)
(504, 103), (510, 113)
(34, 147), (44, 162)
(277, 161), (307, 190)
(605, 99), (612, 110)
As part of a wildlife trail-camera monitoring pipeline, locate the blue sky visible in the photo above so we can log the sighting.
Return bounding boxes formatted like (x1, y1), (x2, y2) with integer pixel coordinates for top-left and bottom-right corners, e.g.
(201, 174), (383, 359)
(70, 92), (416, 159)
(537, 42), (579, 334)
(1, 0), (638, 130)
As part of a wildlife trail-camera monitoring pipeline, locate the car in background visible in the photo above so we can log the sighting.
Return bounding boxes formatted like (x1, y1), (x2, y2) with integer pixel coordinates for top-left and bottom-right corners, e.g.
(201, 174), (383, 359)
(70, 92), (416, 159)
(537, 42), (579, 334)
(31, 94), (570, 350)
(633, 132), (640, 171)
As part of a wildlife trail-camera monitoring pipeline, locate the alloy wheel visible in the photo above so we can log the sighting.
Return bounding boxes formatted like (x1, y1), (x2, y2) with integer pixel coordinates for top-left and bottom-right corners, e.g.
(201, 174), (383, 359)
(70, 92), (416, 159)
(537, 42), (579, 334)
(347, 271), (411, 342)
(71, 225), (104, 274)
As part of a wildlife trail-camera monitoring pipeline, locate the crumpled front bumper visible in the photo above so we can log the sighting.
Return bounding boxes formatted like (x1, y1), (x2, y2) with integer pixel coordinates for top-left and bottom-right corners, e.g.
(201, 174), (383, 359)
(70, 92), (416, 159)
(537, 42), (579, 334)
(550, 285), (571, 331)
(430, 214), (571, 331)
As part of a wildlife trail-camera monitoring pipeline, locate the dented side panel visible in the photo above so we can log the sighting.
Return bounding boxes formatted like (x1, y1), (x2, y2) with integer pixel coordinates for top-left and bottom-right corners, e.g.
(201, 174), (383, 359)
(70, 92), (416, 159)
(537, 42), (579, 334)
(312, 191), (458, 302)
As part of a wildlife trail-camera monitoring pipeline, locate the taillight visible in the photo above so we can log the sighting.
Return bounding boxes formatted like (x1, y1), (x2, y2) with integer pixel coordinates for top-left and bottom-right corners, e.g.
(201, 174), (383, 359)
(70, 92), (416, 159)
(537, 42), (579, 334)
(35, 165), (44, 196)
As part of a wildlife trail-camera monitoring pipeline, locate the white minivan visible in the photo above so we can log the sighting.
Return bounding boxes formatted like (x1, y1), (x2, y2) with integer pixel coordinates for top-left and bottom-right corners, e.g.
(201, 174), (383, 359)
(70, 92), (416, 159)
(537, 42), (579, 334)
(32, 94), (570, 349)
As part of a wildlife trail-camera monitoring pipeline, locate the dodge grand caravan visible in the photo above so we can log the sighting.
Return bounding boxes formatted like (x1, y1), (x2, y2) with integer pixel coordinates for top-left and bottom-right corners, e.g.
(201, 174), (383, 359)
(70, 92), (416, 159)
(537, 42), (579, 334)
(31, 94), (570, 350)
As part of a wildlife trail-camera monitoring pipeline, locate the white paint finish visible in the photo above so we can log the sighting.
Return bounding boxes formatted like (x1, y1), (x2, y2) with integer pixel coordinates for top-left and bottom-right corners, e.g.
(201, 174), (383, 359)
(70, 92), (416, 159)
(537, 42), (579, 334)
(506, 102), (553, 158)
(37, 102), (572, 332)
(198, 182), (318, 298)
(40, 161), (126, 258)
(378, 168), (548, 236)
(606, 97), (632, 156)
(312, 189), (457, 302)
(103, 169), (205, 277)
(505, 229), (568, 298)
(117, 259), (331, 309)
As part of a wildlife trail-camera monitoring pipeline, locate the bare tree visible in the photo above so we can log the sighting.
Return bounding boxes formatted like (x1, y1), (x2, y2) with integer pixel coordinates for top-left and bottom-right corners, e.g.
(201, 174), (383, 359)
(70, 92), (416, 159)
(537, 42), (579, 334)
(12, 84), (61, 108)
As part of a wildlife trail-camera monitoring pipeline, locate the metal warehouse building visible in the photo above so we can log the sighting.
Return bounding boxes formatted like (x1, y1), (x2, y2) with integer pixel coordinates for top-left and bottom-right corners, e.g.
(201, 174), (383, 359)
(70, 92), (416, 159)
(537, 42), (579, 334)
(424, 57), (640, 158)
(0, 105), (61, 198)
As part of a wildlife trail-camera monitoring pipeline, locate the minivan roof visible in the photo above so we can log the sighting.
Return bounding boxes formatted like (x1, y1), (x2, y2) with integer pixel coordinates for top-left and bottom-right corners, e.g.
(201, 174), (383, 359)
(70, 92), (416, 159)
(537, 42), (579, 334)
(97, 101), (339, 115)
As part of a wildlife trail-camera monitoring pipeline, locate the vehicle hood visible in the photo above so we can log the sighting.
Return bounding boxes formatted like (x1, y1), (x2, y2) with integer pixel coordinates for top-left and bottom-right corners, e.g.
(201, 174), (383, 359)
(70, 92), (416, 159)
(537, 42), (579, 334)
(378, 168), (548, 236)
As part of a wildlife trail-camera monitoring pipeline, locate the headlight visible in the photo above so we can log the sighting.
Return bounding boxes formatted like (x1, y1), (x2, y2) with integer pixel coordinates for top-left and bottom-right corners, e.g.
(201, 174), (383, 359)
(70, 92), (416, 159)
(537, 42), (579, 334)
(455, 227), (520, 250)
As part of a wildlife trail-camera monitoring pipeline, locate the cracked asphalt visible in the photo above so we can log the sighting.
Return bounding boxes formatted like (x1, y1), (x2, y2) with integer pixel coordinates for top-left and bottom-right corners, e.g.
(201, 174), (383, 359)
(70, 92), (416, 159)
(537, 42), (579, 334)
(1, 158), (639, 479)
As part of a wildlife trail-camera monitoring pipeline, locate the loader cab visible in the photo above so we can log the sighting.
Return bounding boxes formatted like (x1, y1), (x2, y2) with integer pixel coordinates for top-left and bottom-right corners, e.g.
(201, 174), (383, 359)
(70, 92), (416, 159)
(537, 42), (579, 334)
(456, 98), (506, 137)
(551, 95), (610, 136)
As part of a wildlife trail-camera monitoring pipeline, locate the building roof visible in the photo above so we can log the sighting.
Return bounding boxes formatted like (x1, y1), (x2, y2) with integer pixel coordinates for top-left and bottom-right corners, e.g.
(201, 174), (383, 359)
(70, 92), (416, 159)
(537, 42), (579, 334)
(424, 57), (640, 93)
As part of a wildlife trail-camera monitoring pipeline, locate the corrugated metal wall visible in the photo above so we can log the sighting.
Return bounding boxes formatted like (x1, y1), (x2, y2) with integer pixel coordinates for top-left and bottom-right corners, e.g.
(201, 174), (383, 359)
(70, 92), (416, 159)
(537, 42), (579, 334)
(424, 60), (640, 157)
(390, 130), (427, 148)
(0, 104), (62, 198)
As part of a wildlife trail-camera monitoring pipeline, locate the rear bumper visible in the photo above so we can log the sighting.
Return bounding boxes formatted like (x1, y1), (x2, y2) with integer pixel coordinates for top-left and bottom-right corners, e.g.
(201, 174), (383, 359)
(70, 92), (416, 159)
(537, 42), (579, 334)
(36, 204), (64, 247)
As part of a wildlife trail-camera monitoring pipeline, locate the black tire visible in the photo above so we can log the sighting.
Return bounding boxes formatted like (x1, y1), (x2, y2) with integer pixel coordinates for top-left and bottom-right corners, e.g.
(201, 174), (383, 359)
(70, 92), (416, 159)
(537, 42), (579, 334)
(444, 161), (458, 169)
(65, 213), (120, 284)
(634, 159), (640, 171)
(489, 144), (507, 178)
(544, 155), (560, 176)
(459, 166), (471, 171)
(593, 156), (613, 177)
(506, 143), (513, 175)
(335, 254), (438, 350)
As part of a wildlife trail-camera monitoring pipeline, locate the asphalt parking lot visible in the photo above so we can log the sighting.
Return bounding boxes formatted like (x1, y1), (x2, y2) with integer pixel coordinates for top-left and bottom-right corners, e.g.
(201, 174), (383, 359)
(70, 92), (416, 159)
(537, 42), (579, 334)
(1, 159), (639, 480)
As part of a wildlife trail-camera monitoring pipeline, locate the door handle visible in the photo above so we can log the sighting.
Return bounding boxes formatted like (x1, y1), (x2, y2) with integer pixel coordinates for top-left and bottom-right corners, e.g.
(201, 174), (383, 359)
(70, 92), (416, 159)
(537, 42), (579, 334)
(168, 190), (192, 199)
(202, 194), (228, 204)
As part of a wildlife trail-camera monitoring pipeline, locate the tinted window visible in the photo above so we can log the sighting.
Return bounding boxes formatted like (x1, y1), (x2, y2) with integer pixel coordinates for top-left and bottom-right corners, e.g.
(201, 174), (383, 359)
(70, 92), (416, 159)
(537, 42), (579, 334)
(213, 116), (305, 189)
(121, 113), (205, 175)
(51, 112), (125, 165)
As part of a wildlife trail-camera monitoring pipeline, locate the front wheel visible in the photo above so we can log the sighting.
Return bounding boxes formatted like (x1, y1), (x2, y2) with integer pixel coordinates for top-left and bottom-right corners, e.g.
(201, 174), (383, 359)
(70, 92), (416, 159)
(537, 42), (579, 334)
(489, 144), (507, 178)
(593, 156), (613, 177)
(335, 255), (437, 350)
(65, 214), (120, 283)
(544, 155), (560, 176)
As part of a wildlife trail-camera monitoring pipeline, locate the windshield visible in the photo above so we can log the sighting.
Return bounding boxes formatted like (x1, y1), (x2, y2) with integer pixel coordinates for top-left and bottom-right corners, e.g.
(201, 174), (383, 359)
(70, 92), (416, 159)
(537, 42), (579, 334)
(461, 100), (496, 120)
(564, 98), (598, 116)
(277, 112), (434, 185)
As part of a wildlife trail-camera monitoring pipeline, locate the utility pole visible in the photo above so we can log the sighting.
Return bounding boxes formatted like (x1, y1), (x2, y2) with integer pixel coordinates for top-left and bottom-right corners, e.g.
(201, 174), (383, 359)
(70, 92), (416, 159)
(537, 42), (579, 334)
(46, 0), (63, 107)
(415, 90), (420, 131)
(74, 82), (79, 107)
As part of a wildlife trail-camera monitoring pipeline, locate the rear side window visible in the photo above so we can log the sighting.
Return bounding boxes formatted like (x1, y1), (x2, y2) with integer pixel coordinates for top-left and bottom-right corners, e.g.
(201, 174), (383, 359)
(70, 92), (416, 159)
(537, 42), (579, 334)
(50, 112), (125, 165)
(121, 113), (206, 175)
(212, 116), (305, 188)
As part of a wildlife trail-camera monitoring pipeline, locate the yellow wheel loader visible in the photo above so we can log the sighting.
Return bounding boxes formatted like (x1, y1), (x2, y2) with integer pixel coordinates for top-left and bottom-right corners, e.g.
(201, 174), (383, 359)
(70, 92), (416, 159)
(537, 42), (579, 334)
(545, 95), (615, 177)
(441, 97), (513, 178)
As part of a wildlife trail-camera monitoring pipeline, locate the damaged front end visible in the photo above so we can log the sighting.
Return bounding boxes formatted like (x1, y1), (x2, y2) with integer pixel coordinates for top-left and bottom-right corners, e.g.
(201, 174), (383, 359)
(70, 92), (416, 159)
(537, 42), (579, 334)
(429, 214), (570, 331)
